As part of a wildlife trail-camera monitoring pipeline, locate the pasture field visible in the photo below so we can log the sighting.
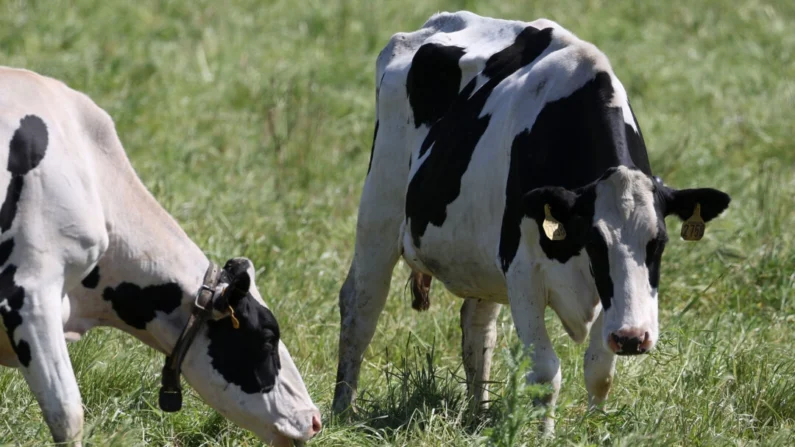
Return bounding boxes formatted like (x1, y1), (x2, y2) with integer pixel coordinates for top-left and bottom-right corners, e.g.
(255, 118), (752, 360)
(1, 0), (794, 445)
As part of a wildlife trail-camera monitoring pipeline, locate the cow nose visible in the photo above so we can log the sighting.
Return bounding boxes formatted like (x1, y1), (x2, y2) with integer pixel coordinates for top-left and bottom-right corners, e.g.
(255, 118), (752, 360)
(310, 413), (322, 437)
(608, 329), (651, 355)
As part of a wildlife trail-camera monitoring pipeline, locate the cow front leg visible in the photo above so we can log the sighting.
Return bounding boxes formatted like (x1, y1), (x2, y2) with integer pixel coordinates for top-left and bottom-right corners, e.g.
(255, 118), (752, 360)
(506, 262), (560, 435)
(333, 243), (400, 414)
(584, 310), (616, 407)
(1, 277), (84, 445)
(460, 298), (501, 411)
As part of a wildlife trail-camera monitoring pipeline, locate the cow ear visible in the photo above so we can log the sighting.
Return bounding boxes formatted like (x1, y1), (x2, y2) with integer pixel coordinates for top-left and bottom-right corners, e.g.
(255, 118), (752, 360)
(662, 187), (731, 223)
(227, 270), (251, 307)
(522, 186), (580, 223)
(523, 186), (587, 241)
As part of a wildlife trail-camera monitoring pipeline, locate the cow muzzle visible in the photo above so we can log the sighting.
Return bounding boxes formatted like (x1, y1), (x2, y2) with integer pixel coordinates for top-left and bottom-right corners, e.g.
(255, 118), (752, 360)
(607, 328), (653, 355)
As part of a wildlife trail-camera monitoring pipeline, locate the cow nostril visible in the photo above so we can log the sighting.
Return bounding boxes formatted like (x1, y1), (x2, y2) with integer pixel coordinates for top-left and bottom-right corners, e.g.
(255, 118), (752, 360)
(310, 414), (322, 436)
(609, 330), (651, 355)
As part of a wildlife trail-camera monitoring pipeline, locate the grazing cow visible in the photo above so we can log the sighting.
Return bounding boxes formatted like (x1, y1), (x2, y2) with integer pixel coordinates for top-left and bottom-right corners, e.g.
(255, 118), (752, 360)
(0, 67), (321, 446)
(333, 11), (730, 431)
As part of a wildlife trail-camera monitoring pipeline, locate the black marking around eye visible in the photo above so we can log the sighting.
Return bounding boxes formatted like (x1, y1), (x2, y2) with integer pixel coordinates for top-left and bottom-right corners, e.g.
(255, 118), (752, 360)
(645, 237), (665, 290)
(586, 228), (613, 310)
(647, 185), (669, 291)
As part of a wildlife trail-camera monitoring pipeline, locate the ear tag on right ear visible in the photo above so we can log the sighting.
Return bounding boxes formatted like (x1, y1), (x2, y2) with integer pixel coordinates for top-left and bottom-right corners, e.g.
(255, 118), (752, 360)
(681, 203), (705, 241)
(542, 204), (566, 241)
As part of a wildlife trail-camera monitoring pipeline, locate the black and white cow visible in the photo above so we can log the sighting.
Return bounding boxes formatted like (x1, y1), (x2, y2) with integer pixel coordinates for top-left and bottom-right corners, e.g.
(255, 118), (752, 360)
(333, 11), (730, 431)
(0, 67), (321, 446)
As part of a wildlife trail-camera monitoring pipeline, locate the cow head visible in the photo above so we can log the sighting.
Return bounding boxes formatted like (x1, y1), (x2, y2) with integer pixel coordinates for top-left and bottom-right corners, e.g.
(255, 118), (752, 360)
(178, 258), (321, 445)
(524, 166), (730, 355)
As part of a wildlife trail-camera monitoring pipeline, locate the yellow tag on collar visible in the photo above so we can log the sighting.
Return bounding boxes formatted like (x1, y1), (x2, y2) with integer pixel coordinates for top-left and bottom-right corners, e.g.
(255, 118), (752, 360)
(228, 306), (240, 329)
(542, 204), (566, 241)
(681, 203), (705, 241)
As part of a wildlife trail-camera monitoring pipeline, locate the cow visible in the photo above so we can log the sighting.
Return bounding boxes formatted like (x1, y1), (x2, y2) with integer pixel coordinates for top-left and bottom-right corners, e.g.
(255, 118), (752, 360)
(332, 11), (731, 432)
(0, 66), (321, 446)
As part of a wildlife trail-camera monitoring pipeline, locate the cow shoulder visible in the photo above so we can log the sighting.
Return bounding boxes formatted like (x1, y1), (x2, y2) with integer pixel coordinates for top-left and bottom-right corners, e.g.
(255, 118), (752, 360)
(403, 18), (557, 247)
(496, 24), (646, 270)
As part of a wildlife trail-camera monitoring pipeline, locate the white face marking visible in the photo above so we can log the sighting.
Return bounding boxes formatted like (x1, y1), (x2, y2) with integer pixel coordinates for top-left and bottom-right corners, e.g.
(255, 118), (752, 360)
(593, 167), (660, 351)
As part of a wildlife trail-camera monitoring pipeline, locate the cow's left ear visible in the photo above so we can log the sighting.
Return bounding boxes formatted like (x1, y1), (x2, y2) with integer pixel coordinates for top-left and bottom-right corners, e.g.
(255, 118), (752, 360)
(661, 187), (731, 223)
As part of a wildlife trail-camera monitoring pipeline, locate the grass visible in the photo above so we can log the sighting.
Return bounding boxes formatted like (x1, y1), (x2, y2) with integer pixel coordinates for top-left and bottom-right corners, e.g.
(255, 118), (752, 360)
(1, 0), (793, 445)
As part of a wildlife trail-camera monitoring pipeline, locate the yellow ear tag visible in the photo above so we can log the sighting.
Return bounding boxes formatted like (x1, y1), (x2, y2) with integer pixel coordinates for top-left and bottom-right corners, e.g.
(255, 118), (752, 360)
(680, 203), (705, 241)
(542, 204), (566, 241)
(228, 306), (240, 329)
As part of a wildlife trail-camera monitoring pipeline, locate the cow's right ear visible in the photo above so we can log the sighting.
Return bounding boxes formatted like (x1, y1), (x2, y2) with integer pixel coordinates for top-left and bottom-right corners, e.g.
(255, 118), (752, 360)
(522, 186), (580, 224)
(523, 186), (593, 241)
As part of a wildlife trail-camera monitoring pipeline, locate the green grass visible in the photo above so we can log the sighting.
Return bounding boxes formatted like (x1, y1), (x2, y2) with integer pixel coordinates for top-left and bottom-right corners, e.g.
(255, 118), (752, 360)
(1, 0), (794, 445)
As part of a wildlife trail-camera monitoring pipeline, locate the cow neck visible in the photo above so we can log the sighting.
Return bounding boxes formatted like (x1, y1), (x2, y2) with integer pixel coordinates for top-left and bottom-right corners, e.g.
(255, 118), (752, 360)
(90, 146), (209, 355)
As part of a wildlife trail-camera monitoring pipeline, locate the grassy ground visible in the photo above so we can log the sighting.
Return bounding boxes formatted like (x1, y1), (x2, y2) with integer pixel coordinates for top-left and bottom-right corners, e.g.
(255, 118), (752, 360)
(1, 0), (794, 445)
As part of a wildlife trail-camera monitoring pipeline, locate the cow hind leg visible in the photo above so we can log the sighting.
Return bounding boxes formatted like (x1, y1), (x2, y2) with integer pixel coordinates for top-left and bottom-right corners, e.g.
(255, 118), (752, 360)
(584, 311), (616, 407)
(460, 298), (500, 410)
(1, 273), (84, 445)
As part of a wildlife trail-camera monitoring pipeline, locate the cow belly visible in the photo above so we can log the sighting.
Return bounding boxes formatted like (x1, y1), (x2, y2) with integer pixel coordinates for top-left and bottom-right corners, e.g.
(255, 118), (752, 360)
(401, 223), (508, 302)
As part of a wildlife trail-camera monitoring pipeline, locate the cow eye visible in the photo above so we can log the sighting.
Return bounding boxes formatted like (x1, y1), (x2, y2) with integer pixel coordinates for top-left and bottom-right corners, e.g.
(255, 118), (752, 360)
(261, 333), (278, 352)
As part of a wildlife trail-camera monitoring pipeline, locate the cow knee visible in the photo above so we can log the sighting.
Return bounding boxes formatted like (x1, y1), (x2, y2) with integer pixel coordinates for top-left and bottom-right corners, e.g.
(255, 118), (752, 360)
(529, 352), (560, 385)
(338, 273), (354, 318)
(46, 400), (84, 443)
(585, 372), (612, 406)
(528, 352), (561, 406)
(584, 350), (616, 406)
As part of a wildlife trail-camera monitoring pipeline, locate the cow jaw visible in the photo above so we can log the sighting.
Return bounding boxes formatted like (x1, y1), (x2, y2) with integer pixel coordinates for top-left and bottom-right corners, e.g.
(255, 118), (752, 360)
(180, 337), (320, 444)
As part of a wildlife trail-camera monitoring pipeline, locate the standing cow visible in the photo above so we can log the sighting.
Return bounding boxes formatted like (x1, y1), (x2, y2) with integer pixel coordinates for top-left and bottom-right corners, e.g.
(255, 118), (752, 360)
(0, 67), (321, 446)
(333, 11), (730, 431)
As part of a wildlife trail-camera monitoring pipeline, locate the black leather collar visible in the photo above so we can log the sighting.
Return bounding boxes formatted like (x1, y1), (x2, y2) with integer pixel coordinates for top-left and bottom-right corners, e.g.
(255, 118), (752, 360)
(159, 262), (222, 412)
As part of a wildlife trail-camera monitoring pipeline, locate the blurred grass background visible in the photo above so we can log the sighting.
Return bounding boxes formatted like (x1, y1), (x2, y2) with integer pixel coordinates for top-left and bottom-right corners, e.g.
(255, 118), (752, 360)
(0, 0), (793, 445)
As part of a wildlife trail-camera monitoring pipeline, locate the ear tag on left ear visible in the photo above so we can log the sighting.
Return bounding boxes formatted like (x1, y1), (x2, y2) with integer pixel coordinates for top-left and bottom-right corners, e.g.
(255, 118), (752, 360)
(228, 306), (240, 329)
(542, 204), (566, 241)
(681, 203), (705, 241)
